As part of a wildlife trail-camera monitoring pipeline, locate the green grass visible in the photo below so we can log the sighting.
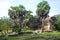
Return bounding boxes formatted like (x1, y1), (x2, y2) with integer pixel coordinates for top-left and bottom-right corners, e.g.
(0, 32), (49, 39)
(39, 31), (60, 37)
(3, 31), (60, 40)
(7, 34), (32, 40)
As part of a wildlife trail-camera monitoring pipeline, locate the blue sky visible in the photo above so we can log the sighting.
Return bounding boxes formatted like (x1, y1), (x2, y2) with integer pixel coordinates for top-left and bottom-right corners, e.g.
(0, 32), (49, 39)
(0, 0), (60, 17)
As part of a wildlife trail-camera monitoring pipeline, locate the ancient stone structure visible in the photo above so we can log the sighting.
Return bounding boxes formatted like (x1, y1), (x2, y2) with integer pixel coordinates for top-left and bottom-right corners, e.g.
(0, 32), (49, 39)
(43, 17), (52, 31)
(22, 16), (56, 34)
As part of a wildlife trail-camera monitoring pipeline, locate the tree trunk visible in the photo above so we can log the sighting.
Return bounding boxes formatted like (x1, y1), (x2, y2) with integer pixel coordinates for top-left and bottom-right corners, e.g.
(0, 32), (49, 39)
(41, 18), (44, 32)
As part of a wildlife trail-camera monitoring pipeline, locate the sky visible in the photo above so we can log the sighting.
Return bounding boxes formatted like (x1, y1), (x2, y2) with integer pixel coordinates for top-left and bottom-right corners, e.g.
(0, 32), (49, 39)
(0, 0), (60, 17)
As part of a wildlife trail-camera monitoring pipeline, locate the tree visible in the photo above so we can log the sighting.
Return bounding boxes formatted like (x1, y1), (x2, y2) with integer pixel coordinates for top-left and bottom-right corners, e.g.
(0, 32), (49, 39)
(23, 15), (41, 31)
(8, 5), (26, 32)
(36, 0), (50, 32)
(8, 5), (32, 33)
(0, 17), (12, 35)
(54, 14), (60, 31)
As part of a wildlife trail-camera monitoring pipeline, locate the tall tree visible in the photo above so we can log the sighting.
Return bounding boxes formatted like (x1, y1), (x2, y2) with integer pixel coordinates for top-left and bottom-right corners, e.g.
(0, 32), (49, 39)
(8, 5), (27, 32)
(36, 0), (50, 32)
(8, 5), (32, 32)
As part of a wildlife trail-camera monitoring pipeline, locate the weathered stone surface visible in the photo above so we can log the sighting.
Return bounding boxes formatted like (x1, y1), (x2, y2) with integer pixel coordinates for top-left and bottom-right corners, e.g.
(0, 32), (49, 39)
(43, 17), (52, 31)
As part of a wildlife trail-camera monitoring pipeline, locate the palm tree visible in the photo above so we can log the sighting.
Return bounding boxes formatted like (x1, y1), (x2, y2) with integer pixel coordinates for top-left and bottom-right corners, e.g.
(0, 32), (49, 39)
(8, 4), (33, 32)
(8, 5), (26, 32)
(36, 0), (50, 32)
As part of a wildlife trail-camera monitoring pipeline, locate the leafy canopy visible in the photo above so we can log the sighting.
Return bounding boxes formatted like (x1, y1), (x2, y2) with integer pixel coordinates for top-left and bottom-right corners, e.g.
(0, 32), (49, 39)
(36, 1), (50, 17)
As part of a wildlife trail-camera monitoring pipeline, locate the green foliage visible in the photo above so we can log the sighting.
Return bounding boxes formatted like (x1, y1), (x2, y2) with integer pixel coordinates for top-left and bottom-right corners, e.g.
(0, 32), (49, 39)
(8, 5), (26, 19)
(29, 15), (36, 22)
(26, 15), (42, 30)
(36, 1), (50, 17)
(36, 1), (51, 32)
(54, 14), (60, 30)
(8, 5), (27, 32)
(0, 17), (12, 30)
(13, 25), (21, 33)
(24, 10), (32, 19)
(8, 5), (33, 33)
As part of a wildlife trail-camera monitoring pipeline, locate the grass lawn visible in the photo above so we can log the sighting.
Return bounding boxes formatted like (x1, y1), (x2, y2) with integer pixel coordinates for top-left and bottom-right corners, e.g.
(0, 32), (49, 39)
(7, 31), (60, 40)
(7, 34), (32, 40)
(39, 31), (60, 36)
